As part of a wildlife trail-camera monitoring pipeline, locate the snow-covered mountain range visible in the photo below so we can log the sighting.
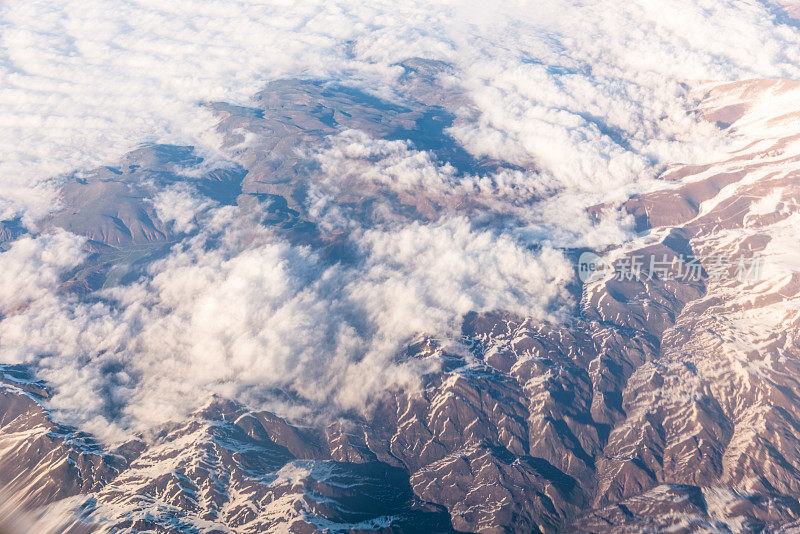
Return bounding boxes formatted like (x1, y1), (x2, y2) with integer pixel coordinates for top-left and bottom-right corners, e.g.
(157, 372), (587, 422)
(2, 1), (800, 533)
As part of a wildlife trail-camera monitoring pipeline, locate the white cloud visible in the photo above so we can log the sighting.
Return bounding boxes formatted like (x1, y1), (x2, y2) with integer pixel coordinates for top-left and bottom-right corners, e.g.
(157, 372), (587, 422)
(0, 231), (85, 315)
(0, 211), (571, 440)
(2, 0), (800, 219)
(152, 184), (213, 234)
(304, 130), (550, 233)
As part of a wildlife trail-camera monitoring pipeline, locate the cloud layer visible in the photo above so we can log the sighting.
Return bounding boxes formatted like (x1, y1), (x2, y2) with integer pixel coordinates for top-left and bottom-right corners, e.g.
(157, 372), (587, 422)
(2, 0), (800, 437)
(0, 209), (571, 440)
(3, 0), (800, 218)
